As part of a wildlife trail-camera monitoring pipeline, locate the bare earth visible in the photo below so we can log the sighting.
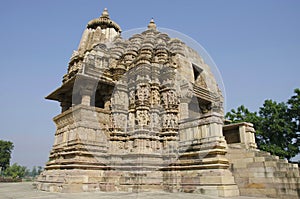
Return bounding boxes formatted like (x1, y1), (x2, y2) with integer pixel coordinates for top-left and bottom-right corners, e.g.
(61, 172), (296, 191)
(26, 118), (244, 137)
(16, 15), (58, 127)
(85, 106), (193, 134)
(0, 182), (270, 199)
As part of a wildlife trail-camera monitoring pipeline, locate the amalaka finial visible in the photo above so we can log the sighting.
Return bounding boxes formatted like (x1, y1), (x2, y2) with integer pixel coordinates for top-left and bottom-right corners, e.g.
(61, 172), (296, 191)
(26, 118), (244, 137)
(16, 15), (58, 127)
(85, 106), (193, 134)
(147, 18), (157, 30)
(101, 8), (110, 18)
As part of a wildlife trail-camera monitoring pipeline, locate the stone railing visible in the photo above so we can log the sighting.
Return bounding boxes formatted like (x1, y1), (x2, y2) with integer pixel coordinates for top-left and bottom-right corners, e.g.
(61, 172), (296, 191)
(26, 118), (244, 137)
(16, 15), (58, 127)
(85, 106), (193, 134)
(223, 122), (257, 149)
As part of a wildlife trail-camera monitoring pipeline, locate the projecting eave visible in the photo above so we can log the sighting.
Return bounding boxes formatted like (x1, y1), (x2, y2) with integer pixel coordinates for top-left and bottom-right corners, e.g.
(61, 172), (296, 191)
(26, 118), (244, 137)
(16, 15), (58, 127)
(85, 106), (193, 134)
(45, 77), (76, 102)
(46, 74), (115, 102)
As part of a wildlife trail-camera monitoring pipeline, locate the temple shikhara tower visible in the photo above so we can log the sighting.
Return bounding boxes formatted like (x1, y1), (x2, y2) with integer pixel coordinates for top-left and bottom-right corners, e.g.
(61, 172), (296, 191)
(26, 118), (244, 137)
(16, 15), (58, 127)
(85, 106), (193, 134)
(36, 9), (300, 198)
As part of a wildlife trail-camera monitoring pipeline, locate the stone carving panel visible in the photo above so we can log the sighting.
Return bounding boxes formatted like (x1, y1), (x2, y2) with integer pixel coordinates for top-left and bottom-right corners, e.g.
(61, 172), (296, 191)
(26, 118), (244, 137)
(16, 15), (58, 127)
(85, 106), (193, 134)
(136, 110), (150, 126)
(128, 112), (135, 127)
(150, 89), (160, 105)
(129, 90), (135, 105)
(150, 113), (160, 127)
(161, 90), (179, 108)
(136, 85), (150, 103)
(112, 113), (127, 129)
(112, 91), (128, 107)
(163, 113), (178, 128)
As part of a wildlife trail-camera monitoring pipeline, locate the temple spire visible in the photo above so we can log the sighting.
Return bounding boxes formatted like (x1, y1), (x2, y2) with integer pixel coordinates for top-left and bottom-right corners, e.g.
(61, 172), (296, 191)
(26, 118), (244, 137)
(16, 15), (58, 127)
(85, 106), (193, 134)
(86, 8), (121, 33)
(101, 8), (110, 18)
(147, 18), (156, 30)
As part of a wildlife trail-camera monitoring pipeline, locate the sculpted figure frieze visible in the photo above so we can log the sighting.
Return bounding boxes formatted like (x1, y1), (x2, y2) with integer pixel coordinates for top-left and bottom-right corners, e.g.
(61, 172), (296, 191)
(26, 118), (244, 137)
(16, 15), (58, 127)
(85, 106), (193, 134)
(136, 85), (150, 103)
(151, 89), (160, 105)
(136, 110), (150, 126)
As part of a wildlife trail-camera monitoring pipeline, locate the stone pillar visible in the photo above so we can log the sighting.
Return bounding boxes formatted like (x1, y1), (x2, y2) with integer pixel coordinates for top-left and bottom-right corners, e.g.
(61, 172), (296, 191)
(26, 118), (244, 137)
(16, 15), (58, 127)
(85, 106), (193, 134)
(179, 100), (189, 120)
(81, 94), (91, 106)
(110, 82), (128, 143)
(78, 81), (97, 107)
(179, 82), (193, 121)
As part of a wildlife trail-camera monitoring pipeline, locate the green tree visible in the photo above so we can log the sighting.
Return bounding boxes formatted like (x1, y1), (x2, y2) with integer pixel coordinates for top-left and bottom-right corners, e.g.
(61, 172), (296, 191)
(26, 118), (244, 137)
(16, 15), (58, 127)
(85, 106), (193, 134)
(0, 140), (14, 173)
(225, 89), (300, 161)
(24, 166), (44, 178)
(31, 166), (37, 177)
(257, 100), (298, 160)
(287, 89), (300, 158)
(225, 105), (259, 124)
(24, 167), (31, 177)
(3, 163), (26, 179)
(37, 166), (43, 176)
(287, 88), (300, 134)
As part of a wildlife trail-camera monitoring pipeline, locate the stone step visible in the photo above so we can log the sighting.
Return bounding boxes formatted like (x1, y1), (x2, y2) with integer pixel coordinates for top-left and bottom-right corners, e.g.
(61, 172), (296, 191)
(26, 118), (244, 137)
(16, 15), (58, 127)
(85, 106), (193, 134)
(228, 149), (291, 165)
(226, 147), (300, 198)
(254, 151), (271, 157)
(263, 155), (280, 161)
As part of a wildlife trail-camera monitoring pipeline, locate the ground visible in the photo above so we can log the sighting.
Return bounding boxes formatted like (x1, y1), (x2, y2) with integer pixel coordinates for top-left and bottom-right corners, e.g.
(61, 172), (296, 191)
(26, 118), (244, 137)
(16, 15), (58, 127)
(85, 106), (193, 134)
(0, 182), (270, 199)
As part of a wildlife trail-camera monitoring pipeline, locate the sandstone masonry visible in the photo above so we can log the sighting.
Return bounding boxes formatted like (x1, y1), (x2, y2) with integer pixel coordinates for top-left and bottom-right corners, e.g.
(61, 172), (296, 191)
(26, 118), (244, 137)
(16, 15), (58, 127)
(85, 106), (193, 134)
(36, 9), (300, 198)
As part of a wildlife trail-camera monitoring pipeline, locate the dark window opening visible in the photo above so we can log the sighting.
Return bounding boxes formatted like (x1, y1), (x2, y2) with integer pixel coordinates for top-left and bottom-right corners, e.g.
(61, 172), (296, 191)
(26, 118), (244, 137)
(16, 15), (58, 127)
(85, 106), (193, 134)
(192, 63), (203, 81)
(94, 89), (105, 108)
(223, 127), (241, 144)
(95, 98), (105, 108)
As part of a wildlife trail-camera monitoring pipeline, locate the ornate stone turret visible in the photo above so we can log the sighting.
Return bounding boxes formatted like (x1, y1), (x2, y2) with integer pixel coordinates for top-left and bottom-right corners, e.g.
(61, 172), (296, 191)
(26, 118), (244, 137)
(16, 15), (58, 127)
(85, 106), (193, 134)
(79, 8), (121, 53)
(58, 9), (122, 84)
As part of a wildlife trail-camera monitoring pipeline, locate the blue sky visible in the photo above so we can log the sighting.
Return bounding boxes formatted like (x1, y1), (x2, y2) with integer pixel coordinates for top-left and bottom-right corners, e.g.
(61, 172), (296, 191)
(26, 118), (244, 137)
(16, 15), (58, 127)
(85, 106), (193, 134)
(0, 0), (299, 168)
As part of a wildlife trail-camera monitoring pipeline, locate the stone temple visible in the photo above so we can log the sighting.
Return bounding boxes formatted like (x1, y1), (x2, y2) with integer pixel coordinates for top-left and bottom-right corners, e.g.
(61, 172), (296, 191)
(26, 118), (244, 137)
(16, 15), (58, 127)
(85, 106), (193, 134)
(36, 9), (300, 198)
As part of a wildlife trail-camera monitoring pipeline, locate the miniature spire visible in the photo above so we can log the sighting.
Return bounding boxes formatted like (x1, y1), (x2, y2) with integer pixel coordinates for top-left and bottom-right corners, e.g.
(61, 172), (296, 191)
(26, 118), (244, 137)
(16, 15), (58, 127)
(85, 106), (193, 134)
(147, 18), (157, 30)
(101, 8), (110, 18)
(87, 8), (121, 33)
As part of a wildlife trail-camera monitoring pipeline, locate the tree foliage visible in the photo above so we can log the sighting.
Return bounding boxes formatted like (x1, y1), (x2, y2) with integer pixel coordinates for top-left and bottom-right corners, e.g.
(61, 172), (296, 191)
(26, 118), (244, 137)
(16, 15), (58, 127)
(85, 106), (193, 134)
(257, 100), (297, 160)
(225, 89), (300, 161)
(0, 139), (44, 180)
(288, 88), (300, 134)
(0, 140), (14, 172)
(225, 105), (259, 124)
(26, 166), (43, 177)
(3, 163), (26, 179)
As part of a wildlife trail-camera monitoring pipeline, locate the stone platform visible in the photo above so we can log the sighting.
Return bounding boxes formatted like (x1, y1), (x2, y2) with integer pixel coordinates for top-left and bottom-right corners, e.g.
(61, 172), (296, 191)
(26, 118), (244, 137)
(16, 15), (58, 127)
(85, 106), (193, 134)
(0, 182), (269, 199)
